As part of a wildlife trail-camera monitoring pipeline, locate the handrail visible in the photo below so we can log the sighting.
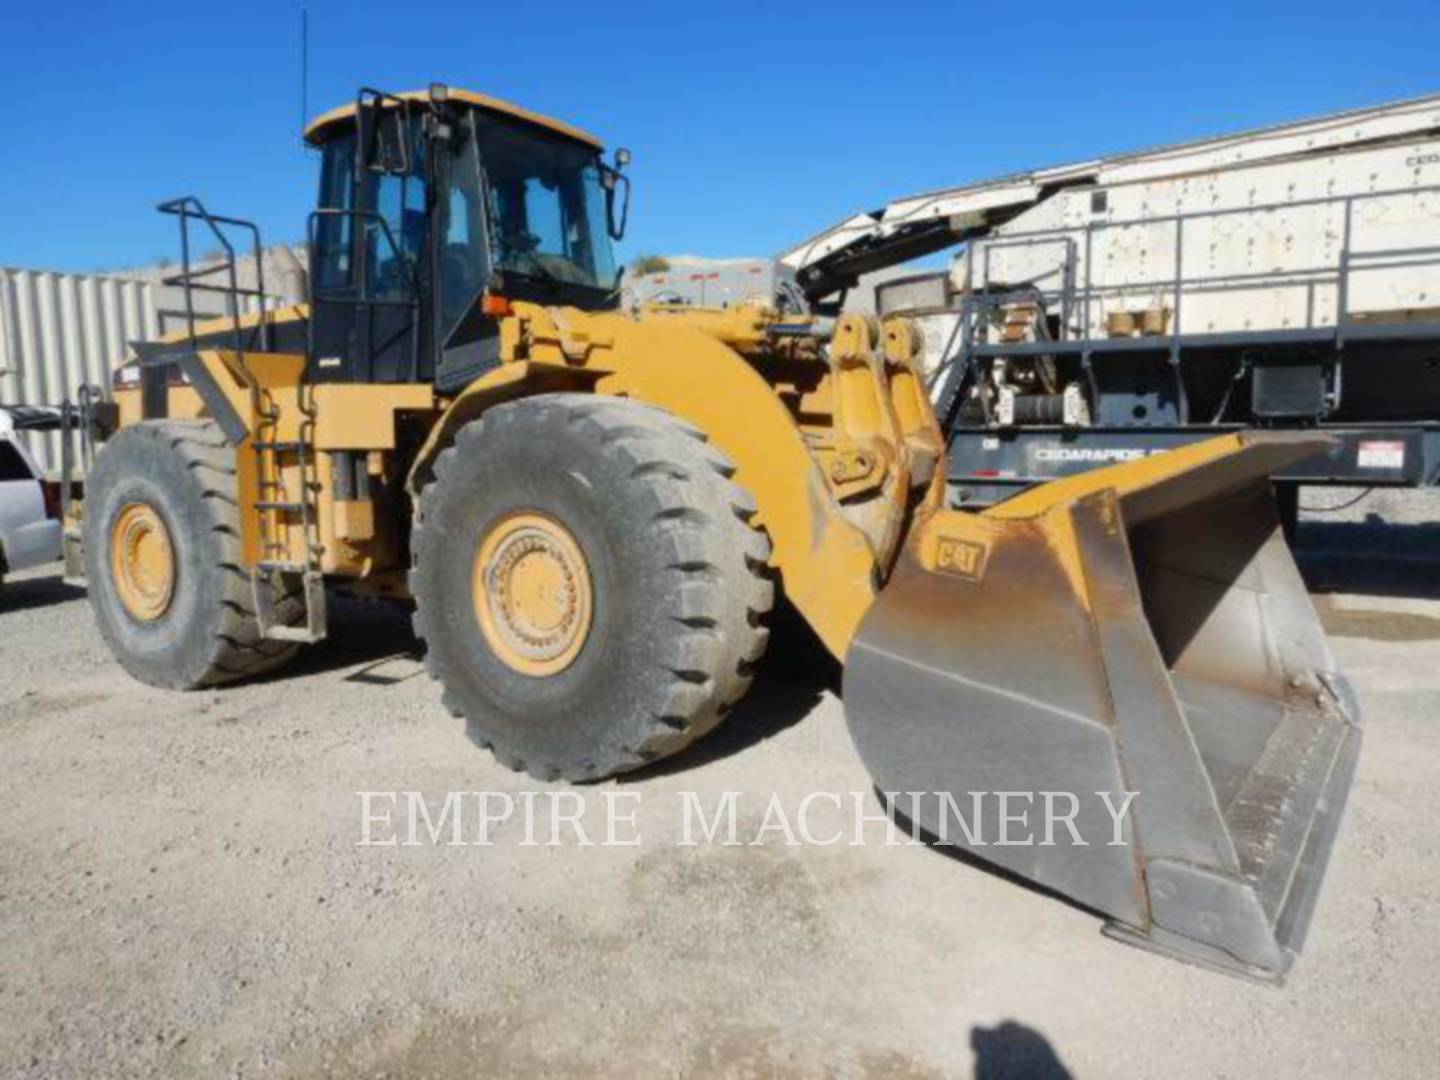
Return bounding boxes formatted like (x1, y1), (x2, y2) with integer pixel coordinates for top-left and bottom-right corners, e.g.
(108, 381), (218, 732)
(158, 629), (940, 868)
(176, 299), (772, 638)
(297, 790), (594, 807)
(156, 196), (273, 355)
(964, 180), (1440, 341)
(943, 181), (1440, 429)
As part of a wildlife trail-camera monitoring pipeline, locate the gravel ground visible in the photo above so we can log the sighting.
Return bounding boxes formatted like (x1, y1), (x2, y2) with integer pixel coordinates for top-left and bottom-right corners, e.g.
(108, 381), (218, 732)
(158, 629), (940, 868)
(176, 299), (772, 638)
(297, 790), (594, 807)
(2, 493), (1439, 1078)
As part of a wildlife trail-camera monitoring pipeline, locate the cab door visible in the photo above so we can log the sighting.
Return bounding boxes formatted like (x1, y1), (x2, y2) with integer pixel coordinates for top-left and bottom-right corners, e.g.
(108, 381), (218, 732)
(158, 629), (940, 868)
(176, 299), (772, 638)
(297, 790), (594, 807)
(432, 108), (497, 393)
(308, 99), (433, 384)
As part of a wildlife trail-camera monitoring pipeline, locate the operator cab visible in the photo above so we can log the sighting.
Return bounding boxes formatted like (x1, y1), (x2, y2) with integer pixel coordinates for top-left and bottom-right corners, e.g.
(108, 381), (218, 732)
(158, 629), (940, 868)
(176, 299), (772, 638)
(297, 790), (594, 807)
(304, 86), (629, 392)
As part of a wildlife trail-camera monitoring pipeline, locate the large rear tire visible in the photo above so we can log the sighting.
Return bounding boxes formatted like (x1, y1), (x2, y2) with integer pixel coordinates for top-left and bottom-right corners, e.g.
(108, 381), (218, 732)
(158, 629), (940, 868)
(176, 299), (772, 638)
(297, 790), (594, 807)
(83, 420), (303, 689)
(411, 394), (773, 780)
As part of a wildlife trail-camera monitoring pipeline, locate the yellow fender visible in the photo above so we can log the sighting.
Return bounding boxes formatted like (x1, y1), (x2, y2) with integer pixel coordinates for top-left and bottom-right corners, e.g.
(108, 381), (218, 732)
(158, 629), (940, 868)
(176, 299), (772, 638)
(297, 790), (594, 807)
(407, 305), (883, 658)
(406, 360), (600, 491)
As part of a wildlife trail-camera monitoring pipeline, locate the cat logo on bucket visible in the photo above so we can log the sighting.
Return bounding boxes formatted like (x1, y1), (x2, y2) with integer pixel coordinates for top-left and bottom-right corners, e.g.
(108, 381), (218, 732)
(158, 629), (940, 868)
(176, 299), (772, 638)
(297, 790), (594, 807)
(934, 536), (987, 581)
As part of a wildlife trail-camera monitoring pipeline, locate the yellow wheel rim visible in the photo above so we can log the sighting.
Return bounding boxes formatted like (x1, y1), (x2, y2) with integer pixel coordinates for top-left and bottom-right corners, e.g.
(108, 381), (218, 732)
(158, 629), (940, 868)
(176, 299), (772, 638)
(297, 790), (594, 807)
(111, 502), (176, 622)
(473, 511), (593, 677)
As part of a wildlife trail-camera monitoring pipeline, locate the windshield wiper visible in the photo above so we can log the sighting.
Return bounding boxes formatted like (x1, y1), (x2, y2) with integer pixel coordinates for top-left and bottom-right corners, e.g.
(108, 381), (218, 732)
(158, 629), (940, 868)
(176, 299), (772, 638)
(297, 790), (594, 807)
(507, 263), (609, 300)
(507, 262), (564, 290)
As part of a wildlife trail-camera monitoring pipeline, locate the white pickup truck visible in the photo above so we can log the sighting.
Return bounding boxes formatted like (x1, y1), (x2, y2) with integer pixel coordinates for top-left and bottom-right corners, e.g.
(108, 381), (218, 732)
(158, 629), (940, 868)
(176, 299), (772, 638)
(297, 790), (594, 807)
(0, 408), (63, 588)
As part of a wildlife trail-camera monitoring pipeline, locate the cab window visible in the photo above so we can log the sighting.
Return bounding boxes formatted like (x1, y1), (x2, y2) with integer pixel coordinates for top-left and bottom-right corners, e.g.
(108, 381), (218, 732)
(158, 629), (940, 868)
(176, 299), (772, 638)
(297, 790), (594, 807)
(439, 113), (488, 336)
(369, 162), (426, 300)
(311, 117), (428, 302)
(312, 132), (356, 294)
(478, 117), (617, 291)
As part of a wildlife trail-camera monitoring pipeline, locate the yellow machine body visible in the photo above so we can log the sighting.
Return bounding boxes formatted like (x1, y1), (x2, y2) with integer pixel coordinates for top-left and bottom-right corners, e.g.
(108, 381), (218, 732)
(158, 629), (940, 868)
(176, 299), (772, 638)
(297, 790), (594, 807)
(112, 299), (942, 656)
(82, 86), (1360, 983)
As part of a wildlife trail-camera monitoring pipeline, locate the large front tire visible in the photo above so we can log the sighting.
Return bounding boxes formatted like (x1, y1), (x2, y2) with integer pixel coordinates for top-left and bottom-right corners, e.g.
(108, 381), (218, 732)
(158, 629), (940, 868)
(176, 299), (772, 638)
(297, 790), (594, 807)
(411, 394), (773, 780)
(83, 420), (303, 689)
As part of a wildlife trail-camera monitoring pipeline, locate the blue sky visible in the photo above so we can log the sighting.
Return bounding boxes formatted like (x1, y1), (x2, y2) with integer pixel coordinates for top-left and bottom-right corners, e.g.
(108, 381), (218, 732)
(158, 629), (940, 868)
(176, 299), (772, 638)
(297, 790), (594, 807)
(2, 0), (1438, 273)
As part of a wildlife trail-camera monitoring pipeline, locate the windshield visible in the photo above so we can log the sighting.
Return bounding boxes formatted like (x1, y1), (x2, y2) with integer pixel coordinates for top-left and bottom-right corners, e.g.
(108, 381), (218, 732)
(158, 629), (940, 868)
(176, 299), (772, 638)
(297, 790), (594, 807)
(477, 117), (617, 291)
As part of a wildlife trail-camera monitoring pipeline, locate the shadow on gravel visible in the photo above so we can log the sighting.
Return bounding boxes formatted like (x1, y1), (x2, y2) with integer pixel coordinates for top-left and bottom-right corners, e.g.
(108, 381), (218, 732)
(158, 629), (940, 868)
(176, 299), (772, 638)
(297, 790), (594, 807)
(254, 593), (423, 684)
(0, 572), (85, 614)
(881, 793), (1114, 925)
(629, 602), (839, 779)
(1296, 516), (1440, 599)
(971, 1021), (1072, 1080)
(630, 662), (832, 778)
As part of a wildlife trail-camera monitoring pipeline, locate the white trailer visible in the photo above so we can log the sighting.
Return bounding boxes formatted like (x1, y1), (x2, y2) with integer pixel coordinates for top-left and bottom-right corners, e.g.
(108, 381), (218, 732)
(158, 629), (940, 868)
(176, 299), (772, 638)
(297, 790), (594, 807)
(782, 94), (1440, 509)
(622, 259), (807, 313)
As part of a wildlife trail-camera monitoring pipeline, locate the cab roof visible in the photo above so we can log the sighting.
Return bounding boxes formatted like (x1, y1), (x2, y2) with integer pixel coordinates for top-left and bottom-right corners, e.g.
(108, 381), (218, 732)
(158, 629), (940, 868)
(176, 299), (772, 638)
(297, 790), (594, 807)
(303, 88), (603, 150)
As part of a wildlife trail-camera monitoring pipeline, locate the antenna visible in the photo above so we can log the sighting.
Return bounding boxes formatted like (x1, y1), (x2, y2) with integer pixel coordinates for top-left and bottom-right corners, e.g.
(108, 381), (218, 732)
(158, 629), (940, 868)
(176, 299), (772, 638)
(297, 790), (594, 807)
(299, 1), (310, 148)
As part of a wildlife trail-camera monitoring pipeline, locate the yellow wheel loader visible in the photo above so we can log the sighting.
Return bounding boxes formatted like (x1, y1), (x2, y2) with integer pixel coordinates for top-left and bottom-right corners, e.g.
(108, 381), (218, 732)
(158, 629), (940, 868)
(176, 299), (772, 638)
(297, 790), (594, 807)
(70, 85), (1360, 981)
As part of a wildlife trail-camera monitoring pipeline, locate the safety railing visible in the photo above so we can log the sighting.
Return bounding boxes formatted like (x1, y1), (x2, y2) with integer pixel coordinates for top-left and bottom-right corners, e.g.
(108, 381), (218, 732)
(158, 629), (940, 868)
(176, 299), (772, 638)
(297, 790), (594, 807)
(157, 196), (275, 354)
(942, 181), (1440, 426)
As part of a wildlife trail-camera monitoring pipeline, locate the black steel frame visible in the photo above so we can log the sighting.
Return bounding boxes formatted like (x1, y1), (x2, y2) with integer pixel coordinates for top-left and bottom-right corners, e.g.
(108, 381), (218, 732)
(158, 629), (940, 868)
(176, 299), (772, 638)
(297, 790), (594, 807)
(157, 196), (275, 354)
(305, 206), (423, 381)
(939, 182), (1440, 429)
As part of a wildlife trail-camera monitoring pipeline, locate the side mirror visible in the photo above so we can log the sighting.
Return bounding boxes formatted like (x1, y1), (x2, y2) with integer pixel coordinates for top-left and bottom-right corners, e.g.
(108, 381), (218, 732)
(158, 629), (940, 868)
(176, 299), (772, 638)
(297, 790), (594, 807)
(603, 166), (631, 241)
(614, 147), (632, 170)
(358, 90), (412, 175)
(373, 109), (411, 174)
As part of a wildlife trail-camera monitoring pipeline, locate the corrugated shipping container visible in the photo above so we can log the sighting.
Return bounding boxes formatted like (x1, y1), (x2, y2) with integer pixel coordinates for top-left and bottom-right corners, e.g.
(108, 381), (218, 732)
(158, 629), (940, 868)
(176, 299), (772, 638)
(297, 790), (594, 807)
(0, 264), (269, 476)
(0, 267), (157, 476)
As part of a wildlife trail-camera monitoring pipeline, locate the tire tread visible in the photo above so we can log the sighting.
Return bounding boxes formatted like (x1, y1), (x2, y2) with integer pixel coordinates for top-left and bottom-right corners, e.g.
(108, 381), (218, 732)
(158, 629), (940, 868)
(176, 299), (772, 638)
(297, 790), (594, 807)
(86, 420), (302, 687)
(411, 393), (773, 780)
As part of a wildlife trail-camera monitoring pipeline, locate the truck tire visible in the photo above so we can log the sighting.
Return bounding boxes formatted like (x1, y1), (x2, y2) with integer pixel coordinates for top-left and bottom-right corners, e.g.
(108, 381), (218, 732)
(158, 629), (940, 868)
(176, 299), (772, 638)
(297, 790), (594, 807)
(83, 420), (304, 689)
(411, 394), (774, 781)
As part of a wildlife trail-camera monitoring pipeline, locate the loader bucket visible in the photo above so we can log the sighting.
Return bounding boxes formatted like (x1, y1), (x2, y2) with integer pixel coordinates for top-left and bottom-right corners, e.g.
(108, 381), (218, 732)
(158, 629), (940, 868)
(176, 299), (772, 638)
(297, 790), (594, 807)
(845, 433), (1360, 981)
